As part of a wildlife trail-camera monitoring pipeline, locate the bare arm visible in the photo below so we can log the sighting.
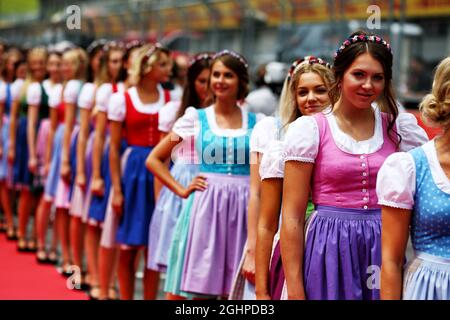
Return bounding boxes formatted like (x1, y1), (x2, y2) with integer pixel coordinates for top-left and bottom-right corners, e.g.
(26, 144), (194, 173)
(146, 131), (206, 199)
(280, 161), (313, 300)
(44, 108), (58, 176)
(380, 206), (411, 300)
(241, 151), (262, 285)
(7, 99), (19, 164)
(75, 108), (91, 190)
(60, 102), (76, 183)
(109, 120), (124, 215)
(255, 177), (283, 299)
(91, 111), (107, 196)
(0, 102), (4, 158)
(153, 131), (170, 201)
(27, 104), (39, 174)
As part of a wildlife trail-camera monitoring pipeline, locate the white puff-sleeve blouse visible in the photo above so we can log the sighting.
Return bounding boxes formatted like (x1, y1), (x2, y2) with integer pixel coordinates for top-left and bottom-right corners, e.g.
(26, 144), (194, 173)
(249, 116), (279, 154)
(158, 101), (181, 133)
(377, 139), (450, 210)
(172, 106), (265, 140)
(376, 152), (416, 210)
(283, 108), (429, 164)
(64, 80), (82, 104)
(77, 82), (96, 110)
(260, 139), (286, 180)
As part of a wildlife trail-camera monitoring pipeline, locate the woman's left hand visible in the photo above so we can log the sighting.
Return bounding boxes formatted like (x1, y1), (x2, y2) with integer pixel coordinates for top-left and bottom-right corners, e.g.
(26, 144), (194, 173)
(241, 249), (256, 285)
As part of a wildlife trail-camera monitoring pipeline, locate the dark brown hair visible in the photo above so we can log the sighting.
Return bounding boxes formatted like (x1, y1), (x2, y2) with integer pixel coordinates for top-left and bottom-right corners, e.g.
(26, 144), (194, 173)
(331, 30), (400, 147)
(175, 53), (213, 120)
(210, 52), (249, 101)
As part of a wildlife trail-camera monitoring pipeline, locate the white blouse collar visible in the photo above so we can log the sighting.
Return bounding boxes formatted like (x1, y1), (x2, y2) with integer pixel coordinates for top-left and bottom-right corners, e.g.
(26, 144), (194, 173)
(423, 139), (450, 194)
(324, 105), (383, 154)
(205, 105), (249, 137)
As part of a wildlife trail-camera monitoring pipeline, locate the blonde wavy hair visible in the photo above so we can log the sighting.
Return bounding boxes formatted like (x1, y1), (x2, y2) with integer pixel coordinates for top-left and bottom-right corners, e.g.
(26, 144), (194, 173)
(19, 47), (48, 99)
(419, 57), (450, 129)
(279, 62), (334, 131)
(62, 48), (87, 81)
(127, 44), (170, 86)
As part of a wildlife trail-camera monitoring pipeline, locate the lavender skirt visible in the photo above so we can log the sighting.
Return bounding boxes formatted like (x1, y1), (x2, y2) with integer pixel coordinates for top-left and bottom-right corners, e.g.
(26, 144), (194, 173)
(54, 125), (79, 209)
(0, 116), (10, 181)
(181, 172), (250, 297)
(147, 162), (198, 272)
(269, 240), (284, 300)
(303, 205), (381, 300)
(69, 130), (94, 222)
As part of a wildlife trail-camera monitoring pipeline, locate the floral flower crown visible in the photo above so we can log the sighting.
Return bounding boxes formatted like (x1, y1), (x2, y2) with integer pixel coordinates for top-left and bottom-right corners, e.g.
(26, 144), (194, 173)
(125, 39), (146, 51)
(102, 40), (125, 53)
(334, 34), (392, 61)
(87, 39), (108, 55)
(143, 43), (169, 61)
(287, 56), (331, 81)
(212, 50), (249, 69)
(189, 52), (214, 68)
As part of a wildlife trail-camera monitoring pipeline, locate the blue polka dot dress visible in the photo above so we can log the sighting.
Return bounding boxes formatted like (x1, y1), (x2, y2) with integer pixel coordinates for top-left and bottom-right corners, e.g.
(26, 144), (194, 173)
(378, 139), (450, 300)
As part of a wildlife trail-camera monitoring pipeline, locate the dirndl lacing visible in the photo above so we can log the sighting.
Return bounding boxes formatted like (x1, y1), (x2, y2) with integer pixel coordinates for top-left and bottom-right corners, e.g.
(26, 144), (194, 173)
(403, 251), (450, 300)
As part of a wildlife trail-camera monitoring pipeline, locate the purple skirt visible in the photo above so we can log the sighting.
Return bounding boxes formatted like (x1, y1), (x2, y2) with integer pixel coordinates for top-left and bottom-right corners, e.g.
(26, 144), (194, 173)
(303, 205), (381, 300)
(181, 172), (250, 297)
(269, 240), (284, 300)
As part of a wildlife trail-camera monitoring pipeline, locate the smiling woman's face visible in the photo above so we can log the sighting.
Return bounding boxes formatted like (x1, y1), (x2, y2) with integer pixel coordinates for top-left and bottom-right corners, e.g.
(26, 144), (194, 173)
(210, 60), (239, 100)
(341, 52), (385, 110)
(296, 71), (330, 115)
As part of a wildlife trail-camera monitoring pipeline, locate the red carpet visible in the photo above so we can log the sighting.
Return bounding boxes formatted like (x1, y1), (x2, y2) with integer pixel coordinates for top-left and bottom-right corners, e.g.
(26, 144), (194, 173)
(0, 233), (88, 300)
(408, 109), (443, 140)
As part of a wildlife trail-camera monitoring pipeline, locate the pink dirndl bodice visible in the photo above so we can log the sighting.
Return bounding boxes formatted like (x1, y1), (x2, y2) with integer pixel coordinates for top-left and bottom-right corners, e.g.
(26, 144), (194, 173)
(311, 112), (397, 210)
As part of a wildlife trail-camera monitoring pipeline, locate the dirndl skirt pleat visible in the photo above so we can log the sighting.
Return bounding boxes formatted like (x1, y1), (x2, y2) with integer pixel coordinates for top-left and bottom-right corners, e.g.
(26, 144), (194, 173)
(228, 241), (256, 300)
(147, 162), (198, 272)
(115, 145), (155, 246)
(70, 130), (94, 222)
(0, 116), (10, 182)
(33, 118), (50, 193)
(181, 172), (250, 297)
(88, 137), (127, 224)
(164, 194), (206, 299)
(54, 125), (79, 209)
(99, 146), (130, 249)
(44, 123), (64, 199)
(403, 252), (450, 300)
(12, 116), (33, 188)
(269, 238), (284, 300)
(303, 205), (381, 300)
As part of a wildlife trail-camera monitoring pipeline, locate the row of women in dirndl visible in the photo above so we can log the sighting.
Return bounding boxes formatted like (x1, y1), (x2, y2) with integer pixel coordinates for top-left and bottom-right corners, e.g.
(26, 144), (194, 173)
(233, 31), (436, 301)
(144, 49), (269, 300)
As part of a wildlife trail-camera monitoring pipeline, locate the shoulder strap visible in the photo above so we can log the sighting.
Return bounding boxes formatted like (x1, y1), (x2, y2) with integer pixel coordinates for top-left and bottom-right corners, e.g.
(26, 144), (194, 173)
(312, 112), (327, 148)
(247, 112), (256, 129)
(6, 83), (11, 100)
(409, 145), (426, 185)
(123, 91), (133, 128)
(40, 83), (49, 106)
(197, 108), (206, 125)
(124, 91), (132, 112)
(381, 111), (400, 149)
(163, 89), (171, 104)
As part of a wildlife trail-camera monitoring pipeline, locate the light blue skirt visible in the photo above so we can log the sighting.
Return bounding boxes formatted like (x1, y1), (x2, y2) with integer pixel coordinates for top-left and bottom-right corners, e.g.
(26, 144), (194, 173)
(147, 162), (198, 272)
(403, 251), (450, 300)
(164, 194), (207, 299)
(0, 117), (10, 181)
(44, 124), (65, 199)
